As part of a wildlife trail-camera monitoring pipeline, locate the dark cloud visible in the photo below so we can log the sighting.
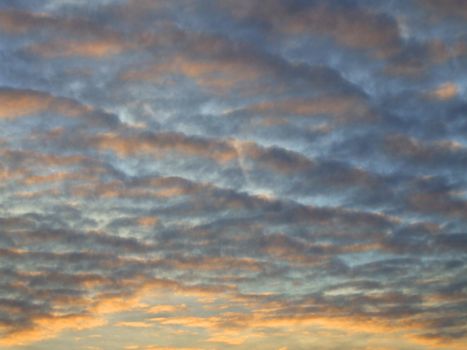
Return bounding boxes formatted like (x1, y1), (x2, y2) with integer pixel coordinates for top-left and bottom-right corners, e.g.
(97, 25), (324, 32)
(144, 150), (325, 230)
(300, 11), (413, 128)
(419, 0), (467, 20)
(219, 0), (402, 57)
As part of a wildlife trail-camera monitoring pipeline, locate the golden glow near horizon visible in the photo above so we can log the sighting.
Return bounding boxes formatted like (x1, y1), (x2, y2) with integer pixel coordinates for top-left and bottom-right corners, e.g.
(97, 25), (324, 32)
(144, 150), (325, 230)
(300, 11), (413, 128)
(0, 1), (466, 349)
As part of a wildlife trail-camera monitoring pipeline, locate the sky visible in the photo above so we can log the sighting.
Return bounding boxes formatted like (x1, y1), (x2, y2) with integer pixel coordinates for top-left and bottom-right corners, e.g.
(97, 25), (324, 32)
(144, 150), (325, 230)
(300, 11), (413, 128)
(0, 0), (467, 349)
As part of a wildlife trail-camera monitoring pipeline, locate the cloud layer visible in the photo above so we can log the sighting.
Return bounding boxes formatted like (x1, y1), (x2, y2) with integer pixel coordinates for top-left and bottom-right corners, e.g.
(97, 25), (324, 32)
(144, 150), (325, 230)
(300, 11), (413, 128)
(0, 1), (466, 349)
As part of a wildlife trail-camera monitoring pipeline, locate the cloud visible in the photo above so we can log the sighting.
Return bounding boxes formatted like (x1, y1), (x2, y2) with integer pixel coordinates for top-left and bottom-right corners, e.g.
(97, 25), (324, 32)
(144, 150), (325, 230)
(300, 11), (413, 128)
(90, 131), (238, 163)
(419, 0), (467, 20)
(27, 37), (128, 58)
(220, 0), (402, 57)
(0, 88), (56, 119)
(429, 82), (459, 100)
(0, 87), (119, 125)
(1, 1), (466, 349)
(244, 95), (376, 123)
(116, 321), (152, 328)
(384, 133), (467, 170)
(119, 25), (361, 97)
(0, 313), (106, 347)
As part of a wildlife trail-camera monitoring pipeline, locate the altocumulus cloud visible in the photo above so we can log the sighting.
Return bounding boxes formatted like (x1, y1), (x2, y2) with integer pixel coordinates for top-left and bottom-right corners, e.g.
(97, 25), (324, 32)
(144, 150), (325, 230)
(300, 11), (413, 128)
(0, 1), (466, 350)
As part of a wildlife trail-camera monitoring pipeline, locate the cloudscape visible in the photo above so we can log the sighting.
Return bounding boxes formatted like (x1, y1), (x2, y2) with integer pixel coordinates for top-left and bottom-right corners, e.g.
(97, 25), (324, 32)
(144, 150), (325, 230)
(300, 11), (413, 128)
(1, 1), (466, 349)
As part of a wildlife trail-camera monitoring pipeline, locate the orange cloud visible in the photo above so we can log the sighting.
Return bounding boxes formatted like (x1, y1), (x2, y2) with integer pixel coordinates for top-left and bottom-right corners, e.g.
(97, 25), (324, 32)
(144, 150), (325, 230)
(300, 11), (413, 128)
(92, 132), (238, 164)
(1, 271), (460, 349)
(384, 134), (465, 161)
(0, 88), (96, 120)
(116, 321), (153, 328)
(407, 333), (467, 349)
(28, 37), (128, 58)
(137, 216), (160, 227)
(0, 314), (106, 347)
(249, 95), (375, 122)
(123, 54), (263, 92)
(0, 89), (53, 119)
(429, 82), (459, 100)
(143, 347), (203, 350)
